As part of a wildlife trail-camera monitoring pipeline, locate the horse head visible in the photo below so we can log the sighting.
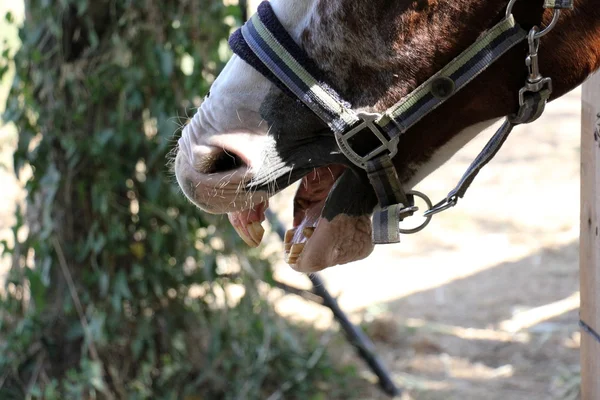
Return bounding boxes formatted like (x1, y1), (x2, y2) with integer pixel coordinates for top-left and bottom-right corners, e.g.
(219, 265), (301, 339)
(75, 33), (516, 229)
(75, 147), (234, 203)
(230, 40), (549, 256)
(174, 0), (600, 273)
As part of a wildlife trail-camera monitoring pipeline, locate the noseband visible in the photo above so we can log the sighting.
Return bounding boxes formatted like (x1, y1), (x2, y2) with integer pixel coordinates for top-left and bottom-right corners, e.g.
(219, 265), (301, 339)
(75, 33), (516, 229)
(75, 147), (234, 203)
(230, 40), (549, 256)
(229, 0), (573, 244)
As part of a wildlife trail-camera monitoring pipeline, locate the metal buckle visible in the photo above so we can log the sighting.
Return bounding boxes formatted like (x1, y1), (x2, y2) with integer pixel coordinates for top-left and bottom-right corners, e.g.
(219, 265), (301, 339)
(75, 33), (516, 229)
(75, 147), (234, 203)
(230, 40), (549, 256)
(334, 114), (399, 169)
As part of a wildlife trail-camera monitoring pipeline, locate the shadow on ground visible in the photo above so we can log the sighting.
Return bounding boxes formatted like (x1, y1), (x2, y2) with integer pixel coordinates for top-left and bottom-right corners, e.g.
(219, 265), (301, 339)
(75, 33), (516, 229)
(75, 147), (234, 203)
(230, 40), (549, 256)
(326, 240), (581, 400)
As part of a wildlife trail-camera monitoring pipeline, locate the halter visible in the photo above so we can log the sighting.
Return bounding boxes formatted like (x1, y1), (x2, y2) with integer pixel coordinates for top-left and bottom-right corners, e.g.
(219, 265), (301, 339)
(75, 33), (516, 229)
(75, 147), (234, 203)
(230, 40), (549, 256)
(229, 0), (573, 244)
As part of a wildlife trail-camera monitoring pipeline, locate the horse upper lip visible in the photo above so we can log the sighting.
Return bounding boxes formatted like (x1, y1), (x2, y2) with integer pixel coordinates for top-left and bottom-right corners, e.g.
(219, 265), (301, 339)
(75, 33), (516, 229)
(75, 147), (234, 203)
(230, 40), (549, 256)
(176, 126), (348, 214)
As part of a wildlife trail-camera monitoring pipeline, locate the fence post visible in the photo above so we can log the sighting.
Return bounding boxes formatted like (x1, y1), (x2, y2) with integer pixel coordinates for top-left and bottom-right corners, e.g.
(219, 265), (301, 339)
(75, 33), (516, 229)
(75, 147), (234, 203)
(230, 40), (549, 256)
(580, 72), (600, 400)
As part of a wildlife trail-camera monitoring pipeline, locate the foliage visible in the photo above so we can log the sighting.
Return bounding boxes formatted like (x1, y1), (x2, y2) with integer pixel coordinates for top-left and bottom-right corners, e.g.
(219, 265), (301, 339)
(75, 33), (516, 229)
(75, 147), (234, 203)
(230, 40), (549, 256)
(0, 1), (359, 398)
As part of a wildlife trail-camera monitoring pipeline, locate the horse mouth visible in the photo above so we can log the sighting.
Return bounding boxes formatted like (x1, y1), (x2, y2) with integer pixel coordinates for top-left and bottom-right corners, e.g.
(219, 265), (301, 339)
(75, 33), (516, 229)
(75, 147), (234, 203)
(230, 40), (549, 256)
(175, 133), (375, 272)
(228, 164), (374, 273)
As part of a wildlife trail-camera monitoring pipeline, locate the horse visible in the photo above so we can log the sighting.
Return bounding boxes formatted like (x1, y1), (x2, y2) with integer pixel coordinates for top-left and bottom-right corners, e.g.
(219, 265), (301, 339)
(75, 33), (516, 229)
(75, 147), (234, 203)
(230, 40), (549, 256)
(174, 0), (600, 273)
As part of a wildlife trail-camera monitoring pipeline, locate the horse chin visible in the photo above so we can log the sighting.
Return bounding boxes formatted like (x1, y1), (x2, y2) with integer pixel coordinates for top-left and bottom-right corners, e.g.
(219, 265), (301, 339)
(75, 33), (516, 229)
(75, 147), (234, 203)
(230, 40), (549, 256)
(286, 164), (374, 272)
(290, 213), (374, 273)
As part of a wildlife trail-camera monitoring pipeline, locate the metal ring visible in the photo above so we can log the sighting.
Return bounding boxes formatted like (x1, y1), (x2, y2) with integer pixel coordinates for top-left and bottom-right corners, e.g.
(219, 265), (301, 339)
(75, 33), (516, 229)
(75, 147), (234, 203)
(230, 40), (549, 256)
(398, 190), (433, 235)
(533, 10), (561, 39)
(506, 0), (518, 18)
(506, 1), (561, 39)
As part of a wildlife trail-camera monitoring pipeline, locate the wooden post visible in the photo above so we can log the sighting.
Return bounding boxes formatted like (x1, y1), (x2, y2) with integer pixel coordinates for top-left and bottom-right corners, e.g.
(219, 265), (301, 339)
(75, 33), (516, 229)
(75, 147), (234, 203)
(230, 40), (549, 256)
(581, 72), (600, 399)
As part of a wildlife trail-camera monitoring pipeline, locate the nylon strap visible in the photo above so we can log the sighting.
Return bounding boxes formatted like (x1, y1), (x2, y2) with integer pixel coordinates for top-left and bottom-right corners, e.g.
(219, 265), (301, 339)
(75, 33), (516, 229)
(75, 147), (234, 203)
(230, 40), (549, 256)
(509, 88), (552, 124)
(235, 2), (526, 147)
(239, 3), (359, 134)
(366, 156), (410, 243)
(543, 0), (574, 9)
(376, 15), (526, 139)
(365, 156), (408, 208)
(372, 204), (406, 244)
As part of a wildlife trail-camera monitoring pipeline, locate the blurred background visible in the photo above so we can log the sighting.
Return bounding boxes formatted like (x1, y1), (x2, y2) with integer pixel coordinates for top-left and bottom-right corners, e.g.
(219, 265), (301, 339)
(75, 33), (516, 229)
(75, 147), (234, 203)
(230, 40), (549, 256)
(0, 1), (582, 399)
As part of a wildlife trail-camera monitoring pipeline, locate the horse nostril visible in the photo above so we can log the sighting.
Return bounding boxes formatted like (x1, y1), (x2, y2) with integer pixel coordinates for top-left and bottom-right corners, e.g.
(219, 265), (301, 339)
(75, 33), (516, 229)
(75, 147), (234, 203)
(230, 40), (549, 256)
(192, 145), (246, 174)
(210, 150), (245, 173)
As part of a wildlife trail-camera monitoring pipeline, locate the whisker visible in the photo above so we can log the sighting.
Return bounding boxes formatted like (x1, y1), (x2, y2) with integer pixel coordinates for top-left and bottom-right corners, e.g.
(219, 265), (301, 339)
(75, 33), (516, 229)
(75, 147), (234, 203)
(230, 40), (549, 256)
(327, 166), (335, 181)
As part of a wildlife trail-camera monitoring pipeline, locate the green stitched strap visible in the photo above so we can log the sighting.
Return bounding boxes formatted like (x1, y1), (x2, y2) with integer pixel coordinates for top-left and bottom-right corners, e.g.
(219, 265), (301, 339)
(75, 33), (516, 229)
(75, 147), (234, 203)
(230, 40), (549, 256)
(367, 15), (526, 243)
(376, 15), (526, 136)
(366, 155), (410, 244)
(242, 12), (359, 134)
(372, 204), (406, 244)
(543, 0), (574, 9)
(366, 156), (408, 207)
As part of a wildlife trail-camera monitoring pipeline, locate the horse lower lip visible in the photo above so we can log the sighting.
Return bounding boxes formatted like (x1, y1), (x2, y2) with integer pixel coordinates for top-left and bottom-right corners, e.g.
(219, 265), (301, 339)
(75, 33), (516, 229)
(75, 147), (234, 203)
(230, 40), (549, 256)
(292, 164), (346, 226)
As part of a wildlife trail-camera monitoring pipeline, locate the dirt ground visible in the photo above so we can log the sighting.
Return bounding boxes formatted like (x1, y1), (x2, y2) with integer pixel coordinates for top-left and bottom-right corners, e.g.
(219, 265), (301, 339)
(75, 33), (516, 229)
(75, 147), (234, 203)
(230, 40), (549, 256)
(0, 3), (584, 395)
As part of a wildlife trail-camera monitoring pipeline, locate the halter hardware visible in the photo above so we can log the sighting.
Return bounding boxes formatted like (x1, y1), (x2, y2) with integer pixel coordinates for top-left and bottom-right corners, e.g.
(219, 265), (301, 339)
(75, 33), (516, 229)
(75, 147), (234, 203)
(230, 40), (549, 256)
(519, 28), (552, 106)
(334, 115), (399, 169)
(397, 191), (433, 234)
(423, 195), (458, 218)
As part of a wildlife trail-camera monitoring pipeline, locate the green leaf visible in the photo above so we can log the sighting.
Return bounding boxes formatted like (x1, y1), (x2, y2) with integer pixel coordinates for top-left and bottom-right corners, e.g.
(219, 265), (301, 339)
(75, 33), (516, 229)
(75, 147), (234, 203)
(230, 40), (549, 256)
(99, 272), (109, 298)
(87, 360), (107, 392)
(25, 267), (47, 312)
(158, 48), (174, 77)
(114, 269), (132, 300)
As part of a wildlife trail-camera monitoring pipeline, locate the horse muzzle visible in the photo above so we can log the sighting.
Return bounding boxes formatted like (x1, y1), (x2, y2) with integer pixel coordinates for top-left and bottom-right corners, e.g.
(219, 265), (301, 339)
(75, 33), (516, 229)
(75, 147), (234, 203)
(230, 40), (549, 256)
(174, 133), (270, 214)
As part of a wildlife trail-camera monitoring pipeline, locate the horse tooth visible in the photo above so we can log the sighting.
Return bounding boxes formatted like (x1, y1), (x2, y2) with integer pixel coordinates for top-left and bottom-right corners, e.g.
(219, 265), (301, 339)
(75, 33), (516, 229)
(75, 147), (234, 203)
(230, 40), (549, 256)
(284, 228), (296, 244)
(290, 243), (305, 256)
(284, 243), (293, 252)
(303, 227), (315, 238)
(247, 222), (265, 245)
(233, 225), (257, 247)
